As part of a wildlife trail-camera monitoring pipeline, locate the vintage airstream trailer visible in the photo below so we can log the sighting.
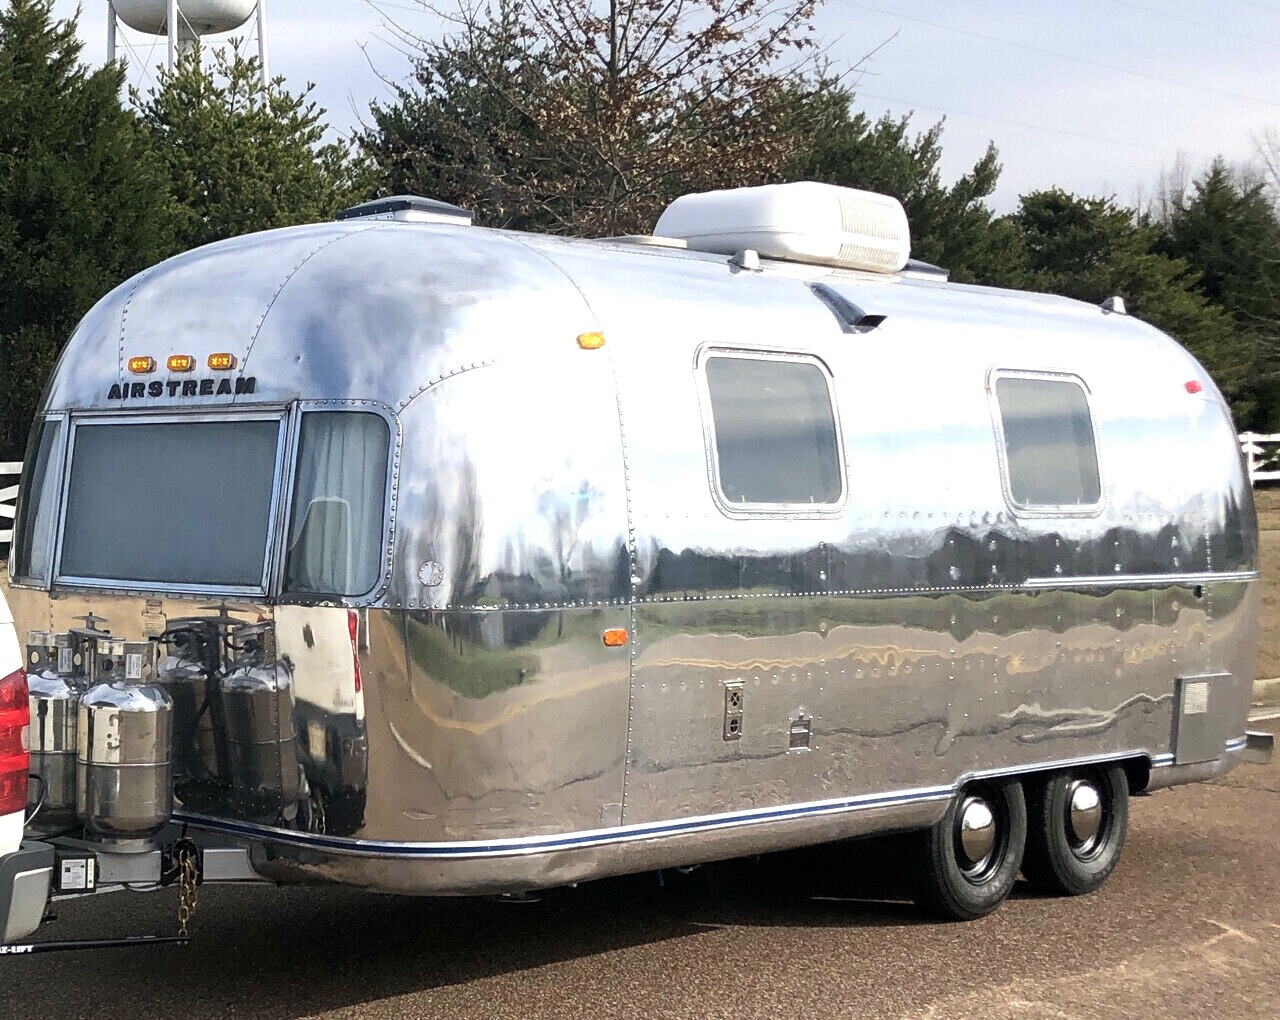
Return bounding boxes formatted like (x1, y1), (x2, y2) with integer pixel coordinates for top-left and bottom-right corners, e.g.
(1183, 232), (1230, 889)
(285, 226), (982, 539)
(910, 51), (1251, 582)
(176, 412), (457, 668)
(0, 182), (1269, 941)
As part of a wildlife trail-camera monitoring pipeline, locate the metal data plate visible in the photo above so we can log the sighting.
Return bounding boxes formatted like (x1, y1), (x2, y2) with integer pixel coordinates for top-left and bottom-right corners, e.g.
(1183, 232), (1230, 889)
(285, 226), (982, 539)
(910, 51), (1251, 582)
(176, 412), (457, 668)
(1173, 673), (1231, 765)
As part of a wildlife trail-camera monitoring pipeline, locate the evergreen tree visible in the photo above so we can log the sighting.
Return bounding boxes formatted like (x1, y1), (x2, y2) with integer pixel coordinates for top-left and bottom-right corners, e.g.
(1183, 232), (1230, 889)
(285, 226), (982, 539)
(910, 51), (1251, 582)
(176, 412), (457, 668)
(136, 45), (370, 251)
(995, 190), (1255, 421)
(0, 0), (172, 457)
(1155, 159), (1280, 430)
(784, 89), (1016, 284)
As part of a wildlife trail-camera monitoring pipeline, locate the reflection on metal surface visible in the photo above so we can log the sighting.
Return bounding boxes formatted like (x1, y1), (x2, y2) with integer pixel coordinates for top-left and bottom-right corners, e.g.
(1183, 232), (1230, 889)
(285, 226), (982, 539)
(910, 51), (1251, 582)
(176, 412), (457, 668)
(956, 795), (996, 872)
(1066, 779), (1103, 850)
(2, 212), (1262, 894)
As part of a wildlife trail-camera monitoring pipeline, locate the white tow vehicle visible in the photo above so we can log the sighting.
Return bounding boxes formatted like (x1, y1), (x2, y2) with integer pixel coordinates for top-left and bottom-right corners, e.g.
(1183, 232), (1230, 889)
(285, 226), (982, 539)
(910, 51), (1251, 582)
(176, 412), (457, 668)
(0, 588), (52, 946)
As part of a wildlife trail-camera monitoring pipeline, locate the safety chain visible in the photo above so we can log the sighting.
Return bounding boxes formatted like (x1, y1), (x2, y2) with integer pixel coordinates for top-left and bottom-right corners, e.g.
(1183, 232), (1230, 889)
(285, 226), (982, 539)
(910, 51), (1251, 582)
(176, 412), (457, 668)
(177, 847), (199, 938)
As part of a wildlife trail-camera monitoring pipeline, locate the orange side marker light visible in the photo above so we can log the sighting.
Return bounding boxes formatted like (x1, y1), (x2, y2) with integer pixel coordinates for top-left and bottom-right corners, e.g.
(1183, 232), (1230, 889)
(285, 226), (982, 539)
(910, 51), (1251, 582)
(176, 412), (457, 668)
(577, 332), (606, 350)
(602, 628), (629, 647)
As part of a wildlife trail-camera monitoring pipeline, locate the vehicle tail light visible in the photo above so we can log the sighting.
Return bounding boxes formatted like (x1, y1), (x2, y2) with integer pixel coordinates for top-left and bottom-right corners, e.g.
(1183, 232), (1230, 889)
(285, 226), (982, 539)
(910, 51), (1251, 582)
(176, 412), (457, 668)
(0, 668), (29, 815)
(348, 610), (362, 695)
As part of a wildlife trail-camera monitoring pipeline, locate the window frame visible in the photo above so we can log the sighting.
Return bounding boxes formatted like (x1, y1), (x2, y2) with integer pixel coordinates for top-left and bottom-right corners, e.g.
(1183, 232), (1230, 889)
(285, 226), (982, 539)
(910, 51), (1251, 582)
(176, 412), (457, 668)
(696, 345), (848, 519)
(274, 402), (398, 603)
(45, 402), (400, 603)
(52, 408), (293, 597)
(987, 367), (1105, 518)
(11, 413), (69, 588)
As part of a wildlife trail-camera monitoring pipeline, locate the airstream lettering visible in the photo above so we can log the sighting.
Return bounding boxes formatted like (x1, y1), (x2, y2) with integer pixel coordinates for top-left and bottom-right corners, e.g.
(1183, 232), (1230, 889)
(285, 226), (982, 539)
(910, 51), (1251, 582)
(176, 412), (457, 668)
(105, 376), (256, 400)
(0, 182), (1269, 945)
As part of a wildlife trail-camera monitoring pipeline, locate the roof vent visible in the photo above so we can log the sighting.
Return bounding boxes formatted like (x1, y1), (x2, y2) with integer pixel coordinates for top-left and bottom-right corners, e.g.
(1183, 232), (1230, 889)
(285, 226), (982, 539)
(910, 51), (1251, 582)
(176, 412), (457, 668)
(902, 258), (949, 281)
(653, 182), (910, 275)
(337, 195), (473, 226)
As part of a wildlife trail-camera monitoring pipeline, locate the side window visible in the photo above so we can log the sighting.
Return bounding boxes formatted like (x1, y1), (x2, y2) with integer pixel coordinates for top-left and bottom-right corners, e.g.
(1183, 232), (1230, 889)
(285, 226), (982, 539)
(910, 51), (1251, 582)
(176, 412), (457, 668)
(284, 412), (391, 597)
(11, 416), (64, 584)
(994, 373), (1101, 509)
(702, 352), (844, 510)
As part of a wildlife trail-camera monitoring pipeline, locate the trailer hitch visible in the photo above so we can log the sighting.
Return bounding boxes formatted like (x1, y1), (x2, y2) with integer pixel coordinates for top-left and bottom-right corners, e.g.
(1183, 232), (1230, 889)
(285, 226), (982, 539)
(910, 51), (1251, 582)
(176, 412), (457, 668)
(0, 841), (205, 955)
(0, 935), (190, 955)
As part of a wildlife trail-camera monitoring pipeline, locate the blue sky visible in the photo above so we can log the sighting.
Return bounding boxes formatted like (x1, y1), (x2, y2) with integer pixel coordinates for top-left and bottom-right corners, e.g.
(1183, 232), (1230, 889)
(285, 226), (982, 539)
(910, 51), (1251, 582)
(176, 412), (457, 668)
(54, 1), (1280, 213)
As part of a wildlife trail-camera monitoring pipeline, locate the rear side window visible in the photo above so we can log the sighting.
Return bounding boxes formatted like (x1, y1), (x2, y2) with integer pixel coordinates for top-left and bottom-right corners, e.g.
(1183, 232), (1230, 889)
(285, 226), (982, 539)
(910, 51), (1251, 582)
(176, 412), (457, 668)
(12, 417), (64, 584)
(994, 374), (1101, 508)
(284, 412), (390, 597)
(703, 353), (844, 509)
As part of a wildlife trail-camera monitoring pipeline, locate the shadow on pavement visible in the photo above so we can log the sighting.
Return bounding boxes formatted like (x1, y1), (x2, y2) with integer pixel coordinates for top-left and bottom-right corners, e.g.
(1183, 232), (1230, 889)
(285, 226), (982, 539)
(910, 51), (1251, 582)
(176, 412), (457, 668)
(0, 838), (929, 1020)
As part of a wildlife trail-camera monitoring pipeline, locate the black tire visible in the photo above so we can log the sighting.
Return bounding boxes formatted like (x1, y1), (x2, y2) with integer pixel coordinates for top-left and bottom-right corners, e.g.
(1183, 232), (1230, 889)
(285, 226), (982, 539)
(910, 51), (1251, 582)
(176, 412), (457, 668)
(1022, 765), (1128, 896)
(913, 778), (1027, 921)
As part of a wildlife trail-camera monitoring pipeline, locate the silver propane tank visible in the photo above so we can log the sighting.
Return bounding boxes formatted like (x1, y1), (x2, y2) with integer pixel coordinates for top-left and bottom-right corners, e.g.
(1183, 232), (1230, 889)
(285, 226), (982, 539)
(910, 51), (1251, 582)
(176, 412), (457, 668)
(156, 620), (225, 785)
(222, 623), (302, 821)
(77, 638), (174, 850)
(24, 631), (86, 830)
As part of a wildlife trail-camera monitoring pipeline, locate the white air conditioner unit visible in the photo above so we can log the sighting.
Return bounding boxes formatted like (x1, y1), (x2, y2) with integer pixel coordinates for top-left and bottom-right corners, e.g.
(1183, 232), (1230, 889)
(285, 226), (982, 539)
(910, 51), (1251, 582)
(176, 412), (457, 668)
(653, 182), (911, 275)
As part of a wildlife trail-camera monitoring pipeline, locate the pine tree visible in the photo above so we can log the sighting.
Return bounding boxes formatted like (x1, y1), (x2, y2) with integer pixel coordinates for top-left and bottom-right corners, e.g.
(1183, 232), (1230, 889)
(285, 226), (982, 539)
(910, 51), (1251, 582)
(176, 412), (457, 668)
(783, 89), (1014, 284)
(0, 0), (172, 457)
(135, 45), (370, 251)
(1155, 159), (1280, 430)
(995, 190), (1255, 422)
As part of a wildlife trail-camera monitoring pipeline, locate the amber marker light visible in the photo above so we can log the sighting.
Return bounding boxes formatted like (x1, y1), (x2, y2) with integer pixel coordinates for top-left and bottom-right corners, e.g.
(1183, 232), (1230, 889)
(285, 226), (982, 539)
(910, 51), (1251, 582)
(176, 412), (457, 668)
(577, 331), (606, 350)
(208, 352), (238, 371)
(602, 628), (629, 647)
(167, 354), (196, 373)
(127, 357), (156, 374)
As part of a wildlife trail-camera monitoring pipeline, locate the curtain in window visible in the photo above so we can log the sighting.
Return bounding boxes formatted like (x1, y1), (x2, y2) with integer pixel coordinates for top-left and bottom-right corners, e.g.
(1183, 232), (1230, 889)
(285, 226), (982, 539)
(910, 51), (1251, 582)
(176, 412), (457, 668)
(285, 413), (390, 596)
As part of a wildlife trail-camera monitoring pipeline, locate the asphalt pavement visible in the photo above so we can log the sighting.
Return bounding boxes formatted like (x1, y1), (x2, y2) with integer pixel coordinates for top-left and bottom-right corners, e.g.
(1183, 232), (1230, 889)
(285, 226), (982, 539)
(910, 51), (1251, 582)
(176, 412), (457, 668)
(4, 721), (1278, 1020)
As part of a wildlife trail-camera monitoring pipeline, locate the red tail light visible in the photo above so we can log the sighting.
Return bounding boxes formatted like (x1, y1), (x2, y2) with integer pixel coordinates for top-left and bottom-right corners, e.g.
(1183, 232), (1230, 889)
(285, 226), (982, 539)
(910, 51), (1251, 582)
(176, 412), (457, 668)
(347, 610), (362, 695)
(0, 668), (29, 815)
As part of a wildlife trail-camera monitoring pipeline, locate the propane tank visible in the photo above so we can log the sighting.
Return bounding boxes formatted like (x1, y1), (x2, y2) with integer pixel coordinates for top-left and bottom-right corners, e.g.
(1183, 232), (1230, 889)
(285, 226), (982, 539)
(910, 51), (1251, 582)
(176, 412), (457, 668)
(222, 624), (301, 820)
(24, 631), (85, 830)
(77, 638), (174, 850)
(156, 621), (225, 785)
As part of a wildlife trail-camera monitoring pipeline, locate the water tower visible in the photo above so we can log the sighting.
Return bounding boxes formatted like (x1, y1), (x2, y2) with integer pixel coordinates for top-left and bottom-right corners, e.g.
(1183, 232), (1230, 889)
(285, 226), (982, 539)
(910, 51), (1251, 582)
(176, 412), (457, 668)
(107, 0), (270, 83)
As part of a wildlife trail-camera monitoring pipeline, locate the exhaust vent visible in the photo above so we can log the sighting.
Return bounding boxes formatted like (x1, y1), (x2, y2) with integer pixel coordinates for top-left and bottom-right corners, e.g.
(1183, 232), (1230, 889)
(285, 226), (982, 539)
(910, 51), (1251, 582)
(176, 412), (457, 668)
(337, 195), (473, 226)
(654, 182), (910, 274)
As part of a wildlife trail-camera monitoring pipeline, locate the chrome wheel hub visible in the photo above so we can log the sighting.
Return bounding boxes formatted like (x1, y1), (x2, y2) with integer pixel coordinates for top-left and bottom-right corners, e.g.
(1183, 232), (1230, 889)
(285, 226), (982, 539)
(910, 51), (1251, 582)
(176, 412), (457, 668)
(956, 795), (997, 874)
(1065, 779), (1103, 854)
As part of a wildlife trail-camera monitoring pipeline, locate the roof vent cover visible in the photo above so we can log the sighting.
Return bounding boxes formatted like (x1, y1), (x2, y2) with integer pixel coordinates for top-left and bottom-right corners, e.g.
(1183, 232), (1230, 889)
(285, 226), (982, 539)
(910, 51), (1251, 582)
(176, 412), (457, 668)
(654, 182), (910, 274)
(337, 195), (473, 226)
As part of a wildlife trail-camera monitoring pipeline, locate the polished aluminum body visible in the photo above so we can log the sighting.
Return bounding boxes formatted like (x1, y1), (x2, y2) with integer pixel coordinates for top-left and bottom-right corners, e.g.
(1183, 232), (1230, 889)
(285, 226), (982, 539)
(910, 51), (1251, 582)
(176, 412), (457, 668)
(9, 212), (1260, 892)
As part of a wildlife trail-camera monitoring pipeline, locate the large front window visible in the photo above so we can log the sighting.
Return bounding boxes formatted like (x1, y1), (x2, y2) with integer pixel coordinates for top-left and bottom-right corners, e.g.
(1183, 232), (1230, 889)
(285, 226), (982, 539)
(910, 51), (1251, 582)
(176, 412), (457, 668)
(59, 417), (284, 588)
(31, 409), (393, 597)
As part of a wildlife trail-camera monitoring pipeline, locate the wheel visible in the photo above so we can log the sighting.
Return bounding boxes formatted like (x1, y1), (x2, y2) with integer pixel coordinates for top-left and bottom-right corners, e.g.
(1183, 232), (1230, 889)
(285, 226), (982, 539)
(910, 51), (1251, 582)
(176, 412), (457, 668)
(913, 778), (1027, 921)
(1022, 765), (1128, 896)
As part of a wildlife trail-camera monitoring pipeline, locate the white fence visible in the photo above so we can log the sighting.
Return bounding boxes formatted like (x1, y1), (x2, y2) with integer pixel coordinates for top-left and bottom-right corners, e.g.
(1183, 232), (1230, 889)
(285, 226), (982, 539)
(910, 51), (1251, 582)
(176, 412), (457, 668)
(1241, 433), (1280, 486)
(0, 462), (18, 546)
